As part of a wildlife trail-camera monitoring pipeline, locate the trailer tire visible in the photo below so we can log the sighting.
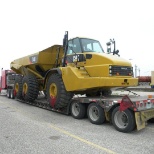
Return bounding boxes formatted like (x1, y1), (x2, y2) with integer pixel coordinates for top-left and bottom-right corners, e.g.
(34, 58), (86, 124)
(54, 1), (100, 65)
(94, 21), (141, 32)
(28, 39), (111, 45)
(112, 106), (135, 133)
(71, 101), (86, 119)
(87, 103), (105, 125)
(22, 75), (39, 102)
(47, 73), (73, 109)
(14, 75), (23, 99)
(10, 89), (14, 99)
(7, 89), (11, 98)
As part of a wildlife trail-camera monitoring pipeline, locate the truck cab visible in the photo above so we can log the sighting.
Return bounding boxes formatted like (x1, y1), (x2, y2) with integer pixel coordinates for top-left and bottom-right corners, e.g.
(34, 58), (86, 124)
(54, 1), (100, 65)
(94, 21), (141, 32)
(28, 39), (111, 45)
(61, 35), (138, 93)
(0, 69), (16, 97)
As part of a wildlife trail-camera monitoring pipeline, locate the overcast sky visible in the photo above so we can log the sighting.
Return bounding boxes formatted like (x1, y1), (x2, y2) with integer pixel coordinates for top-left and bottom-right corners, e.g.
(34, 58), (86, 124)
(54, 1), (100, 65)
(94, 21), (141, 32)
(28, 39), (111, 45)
(0, 0), (154, 76)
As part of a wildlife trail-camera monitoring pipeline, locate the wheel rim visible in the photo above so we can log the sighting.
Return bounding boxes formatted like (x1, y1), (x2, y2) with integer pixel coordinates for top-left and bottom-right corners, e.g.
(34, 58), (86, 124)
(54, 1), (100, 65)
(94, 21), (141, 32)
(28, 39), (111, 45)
(15, 83), (19, 93)
(72, 103), (80, 116)
(23, 83), (28, 94)
(49, 83), (57, 97)
(89, 106), (99, 121)
(114, 111), (128, 129)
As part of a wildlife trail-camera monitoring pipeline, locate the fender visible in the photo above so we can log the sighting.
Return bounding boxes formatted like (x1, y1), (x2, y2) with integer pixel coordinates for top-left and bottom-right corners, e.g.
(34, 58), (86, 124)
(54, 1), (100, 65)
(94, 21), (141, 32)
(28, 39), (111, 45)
(43, 68), (62, 89)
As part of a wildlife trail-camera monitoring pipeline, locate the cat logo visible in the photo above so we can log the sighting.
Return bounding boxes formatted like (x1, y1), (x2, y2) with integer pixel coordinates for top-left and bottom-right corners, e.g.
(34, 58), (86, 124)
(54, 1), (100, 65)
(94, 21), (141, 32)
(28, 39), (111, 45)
(29, 55), (38, 64)
(31, 56), (36, 62)
(73, 55), (79, 62)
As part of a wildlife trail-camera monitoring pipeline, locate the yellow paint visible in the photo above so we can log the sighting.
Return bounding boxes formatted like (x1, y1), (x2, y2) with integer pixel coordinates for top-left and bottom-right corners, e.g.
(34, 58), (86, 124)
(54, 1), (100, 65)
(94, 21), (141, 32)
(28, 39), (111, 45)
(49, 124), (116, 154)
(15, 83), (19, 93)
(49, 83), (57, 97)
(23, 83), (28, 94)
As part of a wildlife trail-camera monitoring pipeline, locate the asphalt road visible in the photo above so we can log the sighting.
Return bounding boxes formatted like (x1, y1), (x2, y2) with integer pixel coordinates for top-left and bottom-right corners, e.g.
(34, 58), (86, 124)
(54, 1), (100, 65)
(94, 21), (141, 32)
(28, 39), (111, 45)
(0, 92), (154, 154)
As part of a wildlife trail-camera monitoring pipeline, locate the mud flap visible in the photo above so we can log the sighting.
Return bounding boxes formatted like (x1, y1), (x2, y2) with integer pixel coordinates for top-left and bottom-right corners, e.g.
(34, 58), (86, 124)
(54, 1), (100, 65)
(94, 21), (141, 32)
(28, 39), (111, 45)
(135, 112), (146, 131)
(135, 109), (154, 131)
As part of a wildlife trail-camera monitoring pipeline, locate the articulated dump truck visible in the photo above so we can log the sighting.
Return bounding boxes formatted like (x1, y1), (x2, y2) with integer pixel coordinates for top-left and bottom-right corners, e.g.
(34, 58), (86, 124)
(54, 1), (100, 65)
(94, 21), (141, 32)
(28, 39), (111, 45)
(9, 31), (154, 132)
(11, 32), (138, 107)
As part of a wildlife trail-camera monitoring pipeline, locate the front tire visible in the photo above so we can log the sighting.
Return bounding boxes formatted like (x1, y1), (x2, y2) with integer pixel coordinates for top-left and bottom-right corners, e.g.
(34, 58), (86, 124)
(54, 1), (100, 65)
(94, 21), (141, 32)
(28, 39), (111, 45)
(71, 101), (86, 119)
(87, 103), (105, 125)
(112, 106), (135, 133)
(47, 73), (73, 109)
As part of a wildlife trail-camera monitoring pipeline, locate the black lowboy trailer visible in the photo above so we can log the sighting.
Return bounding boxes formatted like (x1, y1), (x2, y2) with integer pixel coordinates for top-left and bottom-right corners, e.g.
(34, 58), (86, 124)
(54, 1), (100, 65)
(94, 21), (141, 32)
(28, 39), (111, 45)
(2, 90), (154, 133)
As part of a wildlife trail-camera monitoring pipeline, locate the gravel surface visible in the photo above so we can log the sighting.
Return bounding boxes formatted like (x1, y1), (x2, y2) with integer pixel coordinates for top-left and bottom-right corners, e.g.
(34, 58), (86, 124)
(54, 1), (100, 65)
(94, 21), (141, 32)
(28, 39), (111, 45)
(0, 92), (154, 154)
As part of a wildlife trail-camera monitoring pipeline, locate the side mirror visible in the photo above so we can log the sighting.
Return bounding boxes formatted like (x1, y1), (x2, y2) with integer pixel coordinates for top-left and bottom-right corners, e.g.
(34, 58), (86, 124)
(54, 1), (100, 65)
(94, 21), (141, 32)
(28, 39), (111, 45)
(106, 42), (111, 46)
(106, 42), (111, 53)
(107, 48), (111, 53)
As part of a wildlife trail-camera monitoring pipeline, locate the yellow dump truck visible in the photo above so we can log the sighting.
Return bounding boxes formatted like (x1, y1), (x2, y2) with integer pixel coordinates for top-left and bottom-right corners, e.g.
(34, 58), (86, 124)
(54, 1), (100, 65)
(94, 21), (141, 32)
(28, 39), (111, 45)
(9, 32), (154, 133)
(11, 32), (138, 107)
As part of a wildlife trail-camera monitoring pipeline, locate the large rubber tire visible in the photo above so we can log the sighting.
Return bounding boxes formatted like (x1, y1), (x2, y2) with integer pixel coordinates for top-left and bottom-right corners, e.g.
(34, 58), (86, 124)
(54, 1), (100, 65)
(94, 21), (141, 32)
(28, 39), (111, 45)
(87, 103), (105, 125)
(112, 106), (135, 133)
(14, 75), (23, 99)
(22, 75), (39, 102)
(47, 73), (73, 109)
(71, 101), (86, 119)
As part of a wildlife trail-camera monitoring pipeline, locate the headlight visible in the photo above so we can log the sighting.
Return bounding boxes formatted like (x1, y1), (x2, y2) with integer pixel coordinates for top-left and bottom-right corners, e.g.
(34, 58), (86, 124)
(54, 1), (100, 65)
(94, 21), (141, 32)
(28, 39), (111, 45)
(109, 65), (112, 69)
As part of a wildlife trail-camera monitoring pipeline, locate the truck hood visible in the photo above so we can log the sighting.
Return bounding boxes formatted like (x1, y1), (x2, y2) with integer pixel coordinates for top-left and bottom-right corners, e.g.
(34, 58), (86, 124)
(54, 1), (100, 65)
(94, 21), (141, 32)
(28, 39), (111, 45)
(85, 52), (131, 66)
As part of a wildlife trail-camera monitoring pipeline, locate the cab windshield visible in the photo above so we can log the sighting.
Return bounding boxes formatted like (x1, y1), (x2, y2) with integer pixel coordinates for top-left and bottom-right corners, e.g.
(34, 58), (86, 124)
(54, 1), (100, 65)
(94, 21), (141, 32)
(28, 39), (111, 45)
(81, 38), (104, 53)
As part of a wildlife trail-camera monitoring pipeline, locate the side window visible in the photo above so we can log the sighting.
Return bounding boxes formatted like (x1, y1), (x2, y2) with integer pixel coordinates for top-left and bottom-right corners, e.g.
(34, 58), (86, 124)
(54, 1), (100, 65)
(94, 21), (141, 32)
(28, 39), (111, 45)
(67, 38), (81, 54)
(73, 38), (81, 53)
(67, 40), (73, 54)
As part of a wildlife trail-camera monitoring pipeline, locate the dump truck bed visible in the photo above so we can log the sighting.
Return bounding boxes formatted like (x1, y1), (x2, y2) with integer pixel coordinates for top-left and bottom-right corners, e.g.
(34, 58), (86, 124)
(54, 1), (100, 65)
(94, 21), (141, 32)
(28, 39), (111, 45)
(10, 45), (63, 75)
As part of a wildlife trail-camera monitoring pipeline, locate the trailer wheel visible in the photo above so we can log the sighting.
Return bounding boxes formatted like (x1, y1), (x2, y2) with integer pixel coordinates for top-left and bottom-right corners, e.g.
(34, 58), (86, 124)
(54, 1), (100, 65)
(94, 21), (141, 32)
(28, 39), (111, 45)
(87, 103), (105, 125)
(71, 101), (86, 119)
(10, 89), (14, 99)
(7, 89), (11, 98)
(22, 75), (39, 102)
(112, 106), (135, 133)
(14, 75), (23, 99)
(47, 73), (73, 109)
